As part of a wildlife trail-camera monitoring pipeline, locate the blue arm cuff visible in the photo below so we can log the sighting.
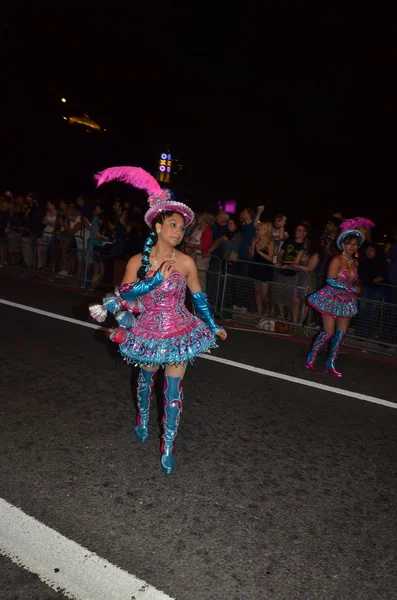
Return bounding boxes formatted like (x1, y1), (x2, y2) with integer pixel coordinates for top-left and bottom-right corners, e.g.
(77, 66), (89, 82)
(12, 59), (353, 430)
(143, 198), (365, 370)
(191, 290), (222, 333)
(119, 270), (164, 300)
(326, 277), (355, 292)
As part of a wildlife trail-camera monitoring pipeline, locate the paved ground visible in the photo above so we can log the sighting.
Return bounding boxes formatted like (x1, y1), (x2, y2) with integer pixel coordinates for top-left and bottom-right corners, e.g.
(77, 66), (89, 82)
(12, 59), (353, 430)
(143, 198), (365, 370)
(1, 275), (396, 600)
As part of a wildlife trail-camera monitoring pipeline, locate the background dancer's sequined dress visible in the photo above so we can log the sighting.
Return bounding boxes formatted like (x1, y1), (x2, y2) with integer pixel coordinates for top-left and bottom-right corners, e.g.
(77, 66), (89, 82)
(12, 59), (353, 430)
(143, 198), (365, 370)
(307, 268), (358, 318)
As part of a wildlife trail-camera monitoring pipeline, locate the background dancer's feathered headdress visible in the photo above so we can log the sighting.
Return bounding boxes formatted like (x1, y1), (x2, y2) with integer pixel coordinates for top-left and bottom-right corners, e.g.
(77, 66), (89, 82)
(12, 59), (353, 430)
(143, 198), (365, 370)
(94, 166), (194, 226)
(339, 217), (375, 233)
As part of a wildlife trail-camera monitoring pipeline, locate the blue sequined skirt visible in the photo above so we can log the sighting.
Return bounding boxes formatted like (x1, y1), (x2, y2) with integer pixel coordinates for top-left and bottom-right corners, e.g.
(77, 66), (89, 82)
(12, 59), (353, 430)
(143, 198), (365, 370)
(307, 285), (358, 318)
(119, 318), (217, 367)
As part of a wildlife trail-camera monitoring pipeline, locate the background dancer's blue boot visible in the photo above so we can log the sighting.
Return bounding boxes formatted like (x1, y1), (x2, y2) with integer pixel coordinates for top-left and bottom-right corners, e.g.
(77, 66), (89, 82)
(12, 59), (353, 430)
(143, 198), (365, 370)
(305, 330), (332, 372)
(135, 368), (157, 443)
(324, 330), (347, 377)
(161, 375), (183, 475)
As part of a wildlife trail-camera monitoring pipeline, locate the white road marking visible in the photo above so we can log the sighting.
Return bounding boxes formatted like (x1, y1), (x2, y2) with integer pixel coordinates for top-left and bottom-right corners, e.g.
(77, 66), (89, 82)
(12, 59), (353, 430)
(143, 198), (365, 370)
(0, 297), (396, 598)
(200, 354), (397, 410)
(1, 298), (396, 412)
(223, 325), (290, 336)
(0, 498), (175, 600)
(0, 298), (111, 332)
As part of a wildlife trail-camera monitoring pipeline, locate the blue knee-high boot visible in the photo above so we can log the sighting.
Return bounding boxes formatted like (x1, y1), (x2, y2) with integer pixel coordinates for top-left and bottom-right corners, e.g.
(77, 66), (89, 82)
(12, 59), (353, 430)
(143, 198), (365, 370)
(324, 330), (347, 377)
(161, 375), (183, 475)
(305, 330), (332, 371)
(135, 368), (157, 443)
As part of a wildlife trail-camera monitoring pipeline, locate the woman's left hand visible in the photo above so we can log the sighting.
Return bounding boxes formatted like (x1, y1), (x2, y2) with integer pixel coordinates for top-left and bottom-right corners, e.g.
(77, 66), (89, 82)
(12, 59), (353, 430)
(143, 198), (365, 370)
(216, 328), (227, 341)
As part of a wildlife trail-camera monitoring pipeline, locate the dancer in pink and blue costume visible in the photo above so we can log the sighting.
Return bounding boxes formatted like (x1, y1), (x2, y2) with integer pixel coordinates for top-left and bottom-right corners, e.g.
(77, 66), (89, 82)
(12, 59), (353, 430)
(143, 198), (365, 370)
(305, 217), (374, 377)
(89, 167), (227, 474)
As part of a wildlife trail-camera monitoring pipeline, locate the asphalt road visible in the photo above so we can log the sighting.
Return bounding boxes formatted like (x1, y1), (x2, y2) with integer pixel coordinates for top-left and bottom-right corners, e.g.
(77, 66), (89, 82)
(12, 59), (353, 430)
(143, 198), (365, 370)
(1, 276), (396, 600)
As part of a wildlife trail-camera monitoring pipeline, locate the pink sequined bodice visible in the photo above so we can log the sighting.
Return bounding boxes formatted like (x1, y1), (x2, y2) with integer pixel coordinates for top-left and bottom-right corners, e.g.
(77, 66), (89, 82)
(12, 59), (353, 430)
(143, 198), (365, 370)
(136, 270), (196, 336)
(337, 268), (358, 291)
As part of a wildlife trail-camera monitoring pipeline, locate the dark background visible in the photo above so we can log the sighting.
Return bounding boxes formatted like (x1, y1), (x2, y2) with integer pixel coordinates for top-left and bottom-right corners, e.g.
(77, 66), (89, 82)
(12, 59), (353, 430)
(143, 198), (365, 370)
(2, 3), (397, 234)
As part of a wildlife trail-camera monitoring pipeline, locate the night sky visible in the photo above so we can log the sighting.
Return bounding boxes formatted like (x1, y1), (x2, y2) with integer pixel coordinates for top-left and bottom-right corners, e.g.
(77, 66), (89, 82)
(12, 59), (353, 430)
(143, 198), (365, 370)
(2, 4), (397, 230)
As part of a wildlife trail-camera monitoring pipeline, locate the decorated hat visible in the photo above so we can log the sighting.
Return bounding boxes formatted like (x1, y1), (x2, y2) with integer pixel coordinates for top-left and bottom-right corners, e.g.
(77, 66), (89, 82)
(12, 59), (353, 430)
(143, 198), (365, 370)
(336, 217), (375, 250)
(94, 166), (194, 227)
(337, 229), (364, 250)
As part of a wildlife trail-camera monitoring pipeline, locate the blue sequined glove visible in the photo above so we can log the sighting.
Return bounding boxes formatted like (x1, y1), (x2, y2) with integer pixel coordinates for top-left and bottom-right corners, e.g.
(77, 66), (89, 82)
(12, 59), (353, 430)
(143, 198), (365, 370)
(326, 278), (356, 293)
(119, 270), (164, 300)
(191, 291), (222, 333)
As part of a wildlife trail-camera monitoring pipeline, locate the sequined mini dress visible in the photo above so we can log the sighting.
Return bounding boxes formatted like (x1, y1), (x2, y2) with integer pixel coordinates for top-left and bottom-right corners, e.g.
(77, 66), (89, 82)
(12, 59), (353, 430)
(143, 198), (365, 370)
(119, 269), (217, 366)
(307, 268), (358, 318)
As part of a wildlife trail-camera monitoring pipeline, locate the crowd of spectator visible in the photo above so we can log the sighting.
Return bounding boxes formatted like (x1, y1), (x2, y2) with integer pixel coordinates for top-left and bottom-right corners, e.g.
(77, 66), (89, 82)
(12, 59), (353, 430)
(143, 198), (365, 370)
(182, 207), (397, 325)
(1, 190), (397, 340)
(0, 192), (146, 283)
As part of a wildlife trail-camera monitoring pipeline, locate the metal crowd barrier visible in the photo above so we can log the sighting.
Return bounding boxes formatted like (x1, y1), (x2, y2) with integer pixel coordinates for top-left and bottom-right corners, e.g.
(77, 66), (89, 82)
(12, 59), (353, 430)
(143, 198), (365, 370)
(36, 232), (88, 288)
(194, 255), (222, 310)
(349, 289), (397, 348)
(219, 260), (310, 328)
(0, 230), (90, 288)
(2, 235), (397, 352)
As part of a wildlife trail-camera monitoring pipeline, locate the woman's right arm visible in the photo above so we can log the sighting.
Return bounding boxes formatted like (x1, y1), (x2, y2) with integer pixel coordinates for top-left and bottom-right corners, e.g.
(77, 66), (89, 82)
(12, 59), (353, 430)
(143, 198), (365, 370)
(121, 254), (142, 285)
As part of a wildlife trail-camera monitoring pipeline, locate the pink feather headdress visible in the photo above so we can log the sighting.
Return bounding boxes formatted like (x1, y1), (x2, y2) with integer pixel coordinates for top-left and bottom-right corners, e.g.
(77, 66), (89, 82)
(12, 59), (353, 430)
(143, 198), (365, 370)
(94, 166), (161, 198)
(339, 217), (375, 232)
(94, 165), (194, 226)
